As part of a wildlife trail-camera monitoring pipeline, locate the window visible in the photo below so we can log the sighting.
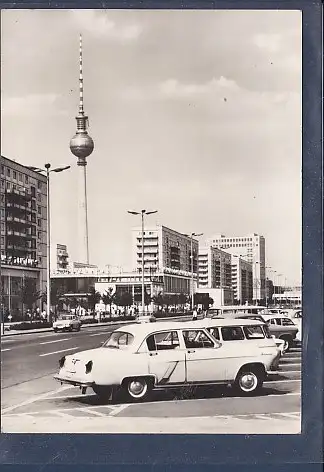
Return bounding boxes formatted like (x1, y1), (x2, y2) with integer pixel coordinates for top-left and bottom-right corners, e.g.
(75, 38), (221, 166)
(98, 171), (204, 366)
(25, 175), (28, 183)
(37, 218), (41, 227)
(7, 168), (10, 177)
(1, 180), (4, 188)
(37, 206), (41, 214)
(0, 165), (4, 175)
(243, 325), (265, 339)
(208, 327), (220, 340)
(18, 173), (22, 182)
(38, 231), (41, 239)
(182, 330), (214, 349)
(6, 181), (10, 190)
(275, 318), (282, 325)
(221, 326), (245, 341)
(281, 318), (295, 326)
(146, 331), (180, 351)
(37, 181), (42, 190)
(13, 171), (17, 180)
(102, 331), (134, 349)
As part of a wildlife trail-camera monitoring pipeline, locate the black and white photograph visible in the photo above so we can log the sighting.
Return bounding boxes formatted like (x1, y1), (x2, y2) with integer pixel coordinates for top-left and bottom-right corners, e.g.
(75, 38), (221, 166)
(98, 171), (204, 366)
(1, 9), (302, 434)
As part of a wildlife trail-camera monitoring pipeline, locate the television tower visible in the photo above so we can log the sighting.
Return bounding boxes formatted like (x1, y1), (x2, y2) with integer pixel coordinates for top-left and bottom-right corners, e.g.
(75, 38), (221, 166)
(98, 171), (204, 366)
(70, 34), (94, 264)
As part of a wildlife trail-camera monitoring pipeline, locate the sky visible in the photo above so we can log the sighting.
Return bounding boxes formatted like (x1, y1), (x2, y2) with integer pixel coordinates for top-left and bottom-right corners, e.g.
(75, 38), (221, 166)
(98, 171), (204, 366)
(1, 9), (302, 285)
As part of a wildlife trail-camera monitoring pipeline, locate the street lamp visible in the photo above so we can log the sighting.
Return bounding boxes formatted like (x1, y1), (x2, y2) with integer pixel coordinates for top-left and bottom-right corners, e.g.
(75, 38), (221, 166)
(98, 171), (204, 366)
(128, 209), (158, 315)
(27, 164), (70, 322)
(189, 232), (203, 310)
(265, 265), (272, 307)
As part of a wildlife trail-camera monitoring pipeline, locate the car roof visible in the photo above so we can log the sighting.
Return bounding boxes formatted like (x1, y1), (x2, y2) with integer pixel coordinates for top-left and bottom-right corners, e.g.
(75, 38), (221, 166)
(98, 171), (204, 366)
(115, 318), (264, 337)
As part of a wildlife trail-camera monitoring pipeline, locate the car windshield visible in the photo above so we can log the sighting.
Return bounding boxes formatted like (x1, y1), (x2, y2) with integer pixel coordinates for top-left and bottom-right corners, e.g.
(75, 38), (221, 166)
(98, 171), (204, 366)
(102, 331), (134, 349)
(58, 316), (73, 320)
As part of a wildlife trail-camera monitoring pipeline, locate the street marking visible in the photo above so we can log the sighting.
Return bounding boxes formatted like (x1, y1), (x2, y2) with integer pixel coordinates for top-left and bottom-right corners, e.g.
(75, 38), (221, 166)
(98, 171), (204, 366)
(77, 408), (106, 417)
(109, 404), (130, 416)
(2, 348), (11, 352)
(264, 379), (301, 384)
(39, 347), (79, 357)
(1, 385), (71, 414)
(89, 333), (107, 337)
(40, 338), (71, 345)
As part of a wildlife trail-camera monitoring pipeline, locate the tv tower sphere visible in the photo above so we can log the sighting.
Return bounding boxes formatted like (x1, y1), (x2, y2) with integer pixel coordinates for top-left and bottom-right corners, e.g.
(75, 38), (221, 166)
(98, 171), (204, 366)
(70, 132), (94, 160)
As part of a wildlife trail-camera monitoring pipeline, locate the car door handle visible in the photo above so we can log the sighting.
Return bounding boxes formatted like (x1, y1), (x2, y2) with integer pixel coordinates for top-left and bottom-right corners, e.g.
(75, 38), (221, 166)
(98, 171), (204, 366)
(187, 350), (195, 353)
(149, 352), (158, 356)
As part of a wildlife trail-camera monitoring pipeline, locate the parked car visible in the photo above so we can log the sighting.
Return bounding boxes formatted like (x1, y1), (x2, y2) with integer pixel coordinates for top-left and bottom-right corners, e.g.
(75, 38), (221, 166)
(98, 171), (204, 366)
(53, 315), (81, 333)
(194, 318), (284, 360)
(216, 312), (298, 353)
(54, 320), (280, 402)
(136, 313), (156, 323)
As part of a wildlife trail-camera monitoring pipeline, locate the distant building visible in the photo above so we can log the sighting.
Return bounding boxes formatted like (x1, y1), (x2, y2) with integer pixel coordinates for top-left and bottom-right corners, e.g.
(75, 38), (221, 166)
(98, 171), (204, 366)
(1, 155), (47, 316)
(231, 255), (253, 304)
(131, 225), (199, 295)
(206, 233), (266, 301)
(51, 243), (69, 271)
(198, 246), (232, 289)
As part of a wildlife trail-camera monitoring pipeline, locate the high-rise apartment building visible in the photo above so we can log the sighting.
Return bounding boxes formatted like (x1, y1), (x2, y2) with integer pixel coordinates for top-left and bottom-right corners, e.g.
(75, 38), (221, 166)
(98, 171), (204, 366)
(0, 156), (47, 316)
(206, 233), (266, 300)
(131, 225), (199, 294)
(198, 246), (232, 289)
(231, 255), (253, 304)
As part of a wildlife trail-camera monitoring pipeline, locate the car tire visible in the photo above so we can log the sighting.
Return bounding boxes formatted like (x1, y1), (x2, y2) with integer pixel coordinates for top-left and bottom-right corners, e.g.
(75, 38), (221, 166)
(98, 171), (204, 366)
(53, 328), (58, 333)
(92, 385), (112, 402)
(234, 367), (264, 396)
(123, 377), (153, 402)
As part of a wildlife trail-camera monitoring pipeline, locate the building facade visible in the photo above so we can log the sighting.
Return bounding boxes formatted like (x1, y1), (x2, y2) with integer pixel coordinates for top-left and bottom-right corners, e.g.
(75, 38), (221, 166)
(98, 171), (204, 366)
(131, 225), (199, 294)
(51, 243), (69, 272)
(1, 156), (47, 317)
(231, 255), (253, 304)
(198, 246), (232, 290)
(206, 233), (266, 301)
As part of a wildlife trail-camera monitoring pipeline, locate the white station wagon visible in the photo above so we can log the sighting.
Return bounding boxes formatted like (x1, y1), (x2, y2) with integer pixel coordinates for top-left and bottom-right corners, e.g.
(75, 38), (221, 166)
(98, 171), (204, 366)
(54, 320), (280, 402)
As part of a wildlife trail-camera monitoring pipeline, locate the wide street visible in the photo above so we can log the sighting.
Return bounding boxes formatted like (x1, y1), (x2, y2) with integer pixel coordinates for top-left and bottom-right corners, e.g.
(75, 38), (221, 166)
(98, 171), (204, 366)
(1, 321), (301, 434)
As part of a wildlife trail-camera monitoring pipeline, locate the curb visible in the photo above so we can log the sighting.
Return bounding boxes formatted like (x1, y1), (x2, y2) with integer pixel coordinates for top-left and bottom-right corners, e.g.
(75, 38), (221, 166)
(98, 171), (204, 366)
(2, 315), (192, 337)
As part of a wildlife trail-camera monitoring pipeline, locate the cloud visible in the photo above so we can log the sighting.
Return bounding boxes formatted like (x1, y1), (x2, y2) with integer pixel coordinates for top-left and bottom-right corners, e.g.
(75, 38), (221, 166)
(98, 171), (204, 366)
(71, 10), (142, 42)
(2, 93), (67, 117)
(253, 33), (282, 53)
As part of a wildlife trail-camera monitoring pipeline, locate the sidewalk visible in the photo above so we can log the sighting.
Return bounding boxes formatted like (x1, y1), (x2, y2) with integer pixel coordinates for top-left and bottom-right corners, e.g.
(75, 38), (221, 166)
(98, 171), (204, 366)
(1, 415), (301, 434)
(1, 315), (191, 337)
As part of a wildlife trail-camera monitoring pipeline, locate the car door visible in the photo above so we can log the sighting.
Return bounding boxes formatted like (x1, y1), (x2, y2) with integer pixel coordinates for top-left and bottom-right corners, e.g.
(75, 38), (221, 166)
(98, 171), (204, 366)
(182, 329), (225, 382)
(146, 330), (186, 386)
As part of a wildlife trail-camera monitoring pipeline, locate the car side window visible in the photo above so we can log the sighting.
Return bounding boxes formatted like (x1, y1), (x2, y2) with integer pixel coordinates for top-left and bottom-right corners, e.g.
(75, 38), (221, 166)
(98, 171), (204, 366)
(146, 331), (180, 351)
(221, 326), (245, 341)
(182, 330), (214, 349)
(243, 325), (265, 339)
(275, 318), (282, 325)
(281, 318), (294, 326)
(269, 318), (276, 325)
(208, 327), (220, 340)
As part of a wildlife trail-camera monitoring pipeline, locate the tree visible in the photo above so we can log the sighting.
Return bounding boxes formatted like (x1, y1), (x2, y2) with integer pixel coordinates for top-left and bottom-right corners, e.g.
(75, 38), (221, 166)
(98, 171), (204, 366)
(178, 293), (189, 312)
(102, 288), (116, 318)
(42, 285), (65, 315)
(152, 292), (164, 311)
(88, 287), (101, 311)
(21, 278), (41, 317)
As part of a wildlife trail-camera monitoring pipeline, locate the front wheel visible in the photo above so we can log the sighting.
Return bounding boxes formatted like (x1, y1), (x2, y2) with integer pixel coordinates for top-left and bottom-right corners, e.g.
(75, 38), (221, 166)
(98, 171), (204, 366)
(280, 337), (292, 353)
(234, 369), (263, 395)
(123, 377), (152, 402)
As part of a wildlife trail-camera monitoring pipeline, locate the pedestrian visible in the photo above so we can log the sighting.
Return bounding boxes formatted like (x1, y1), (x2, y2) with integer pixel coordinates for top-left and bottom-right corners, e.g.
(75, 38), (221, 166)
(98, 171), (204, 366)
(192, 306), (198, 321)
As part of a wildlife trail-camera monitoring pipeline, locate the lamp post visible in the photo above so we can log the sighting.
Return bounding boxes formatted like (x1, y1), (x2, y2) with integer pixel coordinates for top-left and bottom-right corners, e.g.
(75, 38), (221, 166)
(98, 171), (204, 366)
(128, 210), (157, 315)
(265, 265), (272, 308)
(27, 164), (70, 322)
(189, 232), (203, 310)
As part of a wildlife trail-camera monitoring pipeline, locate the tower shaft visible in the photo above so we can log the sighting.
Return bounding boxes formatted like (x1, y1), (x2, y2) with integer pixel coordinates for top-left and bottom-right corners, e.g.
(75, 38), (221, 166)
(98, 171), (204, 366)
(78, 163), (89, 264)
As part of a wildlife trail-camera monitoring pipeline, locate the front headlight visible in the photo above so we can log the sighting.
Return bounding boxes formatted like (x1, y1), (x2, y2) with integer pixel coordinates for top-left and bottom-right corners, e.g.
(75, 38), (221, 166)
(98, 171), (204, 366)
(85, 361), (93, 374)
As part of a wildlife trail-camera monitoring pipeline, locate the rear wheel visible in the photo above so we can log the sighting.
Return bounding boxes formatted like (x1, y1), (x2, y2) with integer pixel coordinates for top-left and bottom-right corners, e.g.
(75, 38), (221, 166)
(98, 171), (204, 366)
(92, 385), (112, 402)
(123, 377), (153, 402)
(234, 368), (264, 395)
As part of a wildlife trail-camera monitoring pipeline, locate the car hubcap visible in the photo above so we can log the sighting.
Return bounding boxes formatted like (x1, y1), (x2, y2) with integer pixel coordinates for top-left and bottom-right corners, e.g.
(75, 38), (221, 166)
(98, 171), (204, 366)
(283, 340), (289, 351)
(128, 380), (146, 397)
(239, 373), (257, 392)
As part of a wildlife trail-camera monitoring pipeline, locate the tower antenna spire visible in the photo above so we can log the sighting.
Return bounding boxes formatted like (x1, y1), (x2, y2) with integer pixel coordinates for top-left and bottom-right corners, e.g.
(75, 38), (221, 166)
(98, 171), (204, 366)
(79, 33), (84, 116)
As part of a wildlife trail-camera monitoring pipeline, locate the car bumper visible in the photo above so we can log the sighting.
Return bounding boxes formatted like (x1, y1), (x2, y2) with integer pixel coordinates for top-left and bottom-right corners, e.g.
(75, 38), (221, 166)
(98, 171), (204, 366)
(54, 374), (94, 388)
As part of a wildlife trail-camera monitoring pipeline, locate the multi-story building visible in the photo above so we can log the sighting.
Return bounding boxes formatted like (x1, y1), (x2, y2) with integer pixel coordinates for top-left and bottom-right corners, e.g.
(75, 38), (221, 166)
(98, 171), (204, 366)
(0, 156), (47, 317)
(198, 246), (232, 289)
(131, 225), (199, 295)
(206, 233), (266, 301)
(231, 255), (253, 304)
(51, 243), (69, 271)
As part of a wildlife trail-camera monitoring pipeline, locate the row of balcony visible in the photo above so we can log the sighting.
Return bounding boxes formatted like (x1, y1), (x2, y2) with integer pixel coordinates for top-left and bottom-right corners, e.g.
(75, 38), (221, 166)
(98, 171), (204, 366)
(6, 230), (35, 239)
